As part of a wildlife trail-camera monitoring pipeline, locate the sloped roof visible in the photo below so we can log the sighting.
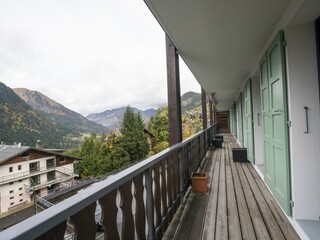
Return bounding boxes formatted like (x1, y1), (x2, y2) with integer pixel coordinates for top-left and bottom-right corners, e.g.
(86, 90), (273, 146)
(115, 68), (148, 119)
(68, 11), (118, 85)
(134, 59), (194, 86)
(0, 145), (30, 163)
(0, 144), (81, 164)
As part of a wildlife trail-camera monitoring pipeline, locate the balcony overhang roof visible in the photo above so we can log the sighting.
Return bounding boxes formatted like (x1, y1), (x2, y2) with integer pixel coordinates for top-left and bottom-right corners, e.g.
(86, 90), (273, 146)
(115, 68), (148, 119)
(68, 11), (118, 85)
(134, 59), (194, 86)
(144, 0), (320, 110)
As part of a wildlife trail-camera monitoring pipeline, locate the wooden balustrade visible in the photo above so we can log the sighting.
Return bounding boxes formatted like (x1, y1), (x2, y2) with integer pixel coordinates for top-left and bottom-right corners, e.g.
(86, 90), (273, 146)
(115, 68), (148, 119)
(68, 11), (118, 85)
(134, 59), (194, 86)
(0, 125), (216, 240)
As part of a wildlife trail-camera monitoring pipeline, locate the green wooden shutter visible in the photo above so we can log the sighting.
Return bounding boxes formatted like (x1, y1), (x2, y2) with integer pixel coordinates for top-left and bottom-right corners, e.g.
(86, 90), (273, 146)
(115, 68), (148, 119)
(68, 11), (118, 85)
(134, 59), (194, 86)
(236, 94), (244, 146)
(259, 31), (291, 215)
(244, 79), (254, 163)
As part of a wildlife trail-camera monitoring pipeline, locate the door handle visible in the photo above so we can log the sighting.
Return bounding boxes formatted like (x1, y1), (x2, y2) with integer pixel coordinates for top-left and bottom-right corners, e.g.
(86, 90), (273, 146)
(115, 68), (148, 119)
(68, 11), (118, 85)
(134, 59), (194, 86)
(304, 106), (309, 134)
(274, 109), (282, 113)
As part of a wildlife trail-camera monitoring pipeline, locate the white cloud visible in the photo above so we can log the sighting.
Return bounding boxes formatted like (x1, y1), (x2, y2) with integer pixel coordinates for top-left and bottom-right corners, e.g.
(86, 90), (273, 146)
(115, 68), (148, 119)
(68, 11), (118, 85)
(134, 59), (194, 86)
(0, 0), (200, 116)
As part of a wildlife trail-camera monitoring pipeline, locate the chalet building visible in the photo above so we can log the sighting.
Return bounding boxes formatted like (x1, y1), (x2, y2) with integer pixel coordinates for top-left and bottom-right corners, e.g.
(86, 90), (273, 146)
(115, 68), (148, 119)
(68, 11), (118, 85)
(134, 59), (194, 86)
(0, 142), (79, 214)
(0, 1), (319, 239)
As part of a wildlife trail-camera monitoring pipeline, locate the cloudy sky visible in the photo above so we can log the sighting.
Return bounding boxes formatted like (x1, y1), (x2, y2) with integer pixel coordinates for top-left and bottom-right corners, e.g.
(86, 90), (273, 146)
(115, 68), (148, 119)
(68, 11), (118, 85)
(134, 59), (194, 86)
(0, 0), (200, 116)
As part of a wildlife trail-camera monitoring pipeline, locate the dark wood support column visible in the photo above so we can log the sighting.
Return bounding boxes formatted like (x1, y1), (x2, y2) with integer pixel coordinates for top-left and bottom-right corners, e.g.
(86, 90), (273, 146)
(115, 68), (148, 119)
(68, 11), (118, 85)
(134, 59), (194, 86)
(201, 88), (207, 129)
(209, 97), (214, 126)
(214, 106), (218, 124)
(166, 35), (182, 146)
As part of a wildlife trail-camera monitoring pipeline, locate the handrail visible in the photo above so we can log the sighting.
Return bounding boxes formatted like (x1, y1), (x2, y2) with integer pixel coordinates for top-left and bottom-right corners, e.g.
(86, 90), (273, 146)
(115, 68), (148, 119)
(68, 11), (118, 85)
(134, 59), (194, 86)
(0, 166), (74, 186)
(0, 124), (216, 240)
(0, 166), (57, 185)
(25, 174), (76, 191)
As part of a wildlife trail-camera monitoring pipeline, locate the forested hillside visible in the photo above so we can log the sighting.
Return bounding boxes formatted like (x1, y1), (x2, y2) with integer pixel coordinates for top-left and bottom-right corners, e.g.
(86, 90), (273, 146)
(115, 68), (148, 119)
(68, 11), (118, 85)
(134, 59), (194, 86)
(0, 82), (65, 147)
(14, 88), (109, 135)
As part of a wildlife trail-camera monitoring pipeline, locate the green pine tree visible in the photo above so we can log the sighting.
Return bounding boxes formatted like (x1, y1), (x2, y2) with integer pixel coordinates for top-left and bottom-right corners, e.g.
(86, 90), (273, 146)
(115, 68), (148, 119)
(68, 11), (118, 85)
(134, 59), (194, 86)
(113, 106), (149, 163)
(149, 106), (169, 153)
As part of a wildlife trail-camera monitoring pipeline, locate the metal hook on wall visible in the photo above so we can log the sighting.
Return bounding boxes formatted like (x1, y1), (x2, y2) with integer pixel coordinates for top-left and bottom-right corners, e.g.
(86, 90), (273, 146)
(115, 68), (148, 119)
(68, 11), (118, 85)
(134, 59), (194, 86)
(304, 106), (309, 134)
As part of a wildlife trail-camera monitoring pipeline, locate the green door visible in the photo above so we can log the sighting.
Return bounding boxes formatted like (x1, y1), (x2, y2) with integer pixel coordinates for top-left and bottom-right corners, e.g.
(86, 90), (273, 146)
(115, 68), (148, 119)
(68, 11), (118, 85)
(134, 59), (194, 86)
(259, 31), (291, 215)
(236, 94), (243, 146)
(244, 79), (254, 163)
(229, 107), (234, 134)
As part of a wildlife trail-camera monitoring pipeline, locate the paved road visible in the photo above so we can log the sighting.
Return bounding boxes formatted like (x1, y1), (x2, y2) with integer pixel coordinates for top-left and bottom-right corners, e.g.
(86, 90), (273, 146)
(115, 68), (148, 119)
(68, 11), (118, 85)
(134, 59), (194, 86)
(0, 206), (35, 231)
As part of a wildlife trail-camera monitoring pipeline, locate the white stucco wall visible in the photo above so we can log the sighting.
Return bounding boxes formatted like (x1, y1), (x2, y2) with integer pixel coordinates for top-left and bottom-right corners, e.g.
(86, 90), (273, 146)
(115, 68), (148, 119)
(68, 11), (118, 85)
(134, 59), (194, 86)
(0, 179), (29, 213)
(0, 156), (56, 213)
(285, 23), (320, 220)
(251, 77), (264, 166)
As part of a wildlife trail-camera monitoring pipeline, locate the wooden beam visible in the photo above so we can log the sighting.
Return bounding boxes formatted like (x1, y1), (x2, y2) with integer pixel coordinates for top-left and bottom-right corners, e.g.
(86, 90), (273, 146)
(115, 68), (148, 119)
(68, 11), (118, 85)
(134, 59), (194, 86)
(209, 98), (214, 126)
(166, 35), (182, 146)
(201, 88), (207, 129)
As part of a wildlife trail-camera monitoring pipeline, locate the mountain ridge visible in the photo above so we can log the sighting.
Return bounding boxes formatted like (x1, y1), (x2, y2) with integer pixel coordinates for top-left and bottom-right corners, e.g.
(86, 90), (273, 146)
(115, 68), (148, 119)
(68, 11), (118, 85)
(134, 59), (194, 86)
(86, 106), (156, 130)
(0, 82), (66, 148)
(86, 91), (201, 130)
(13, 88), (109, 135)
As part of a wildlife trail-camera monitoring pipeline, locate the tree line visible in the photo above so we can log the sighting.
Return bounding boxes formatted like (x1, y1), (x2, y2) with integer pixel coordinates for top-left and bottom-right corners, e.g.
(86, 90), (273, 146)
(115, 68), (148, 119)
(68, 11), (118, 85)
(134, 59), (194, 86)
(69, 105), (202, 178)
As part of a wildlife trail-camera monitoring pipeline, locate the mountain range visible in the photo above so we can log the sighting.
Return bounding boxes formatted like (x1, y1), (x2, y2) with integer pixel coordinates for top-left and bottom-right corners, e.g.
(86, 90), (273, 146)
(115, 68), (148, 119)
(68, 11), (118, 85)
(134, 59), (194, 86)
(13, 88), (109, 134)
(87, 107), (156, 130)
(85, 91), (202, 130)
(0, 82), (66, 148)
(0, 81), (201, 148)
(181, 91), (202, 112)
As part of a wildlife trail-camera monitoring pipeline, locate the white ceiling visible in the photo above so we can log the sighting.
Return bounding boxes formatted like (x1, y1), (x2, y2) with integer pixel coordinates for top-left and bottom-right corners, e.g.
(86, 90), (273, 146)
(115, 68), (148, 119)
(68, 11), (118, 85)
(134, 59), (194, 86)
(144, 0), (319, 110)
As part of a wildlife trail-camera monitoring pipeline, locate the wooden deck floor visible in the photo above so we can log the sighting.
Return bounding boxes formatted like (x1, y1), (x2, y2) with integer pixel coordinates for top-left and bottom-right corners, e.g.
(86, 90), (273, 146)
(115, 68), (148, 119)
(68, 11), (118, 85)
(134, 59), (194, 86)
(173, 134), (300, 240)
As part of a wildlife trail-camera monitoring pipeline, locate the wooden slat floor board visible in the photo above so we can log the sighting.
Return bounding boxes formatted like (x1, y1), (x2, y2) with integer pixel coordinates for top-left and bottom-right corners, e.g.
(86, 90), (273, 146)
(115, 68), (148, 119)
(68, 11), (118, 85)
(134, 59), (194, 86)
(173, 134), (300, 240)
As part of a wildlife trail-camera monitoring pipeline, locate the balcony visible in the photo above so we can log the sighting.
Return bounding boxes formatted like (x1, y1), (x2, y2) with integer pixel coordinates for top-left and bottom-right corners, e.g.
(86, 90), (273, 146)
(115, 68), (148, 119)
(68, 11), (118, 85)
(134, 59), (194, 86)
(172, 134), (300, 240)
(0, 126), (300, 240)
(24, 167), (77, 192)
(0, 166), (57, 185)
(0, 126), (215, 240)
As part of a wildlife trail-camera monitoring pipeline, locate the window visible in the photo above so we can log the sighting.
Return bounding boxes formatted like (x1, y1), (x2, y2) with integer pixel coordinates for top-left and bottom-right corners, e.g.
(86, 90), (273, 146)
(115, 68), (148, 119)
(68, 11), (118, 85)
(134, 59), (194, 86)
(9, 190), (14, 194)
(19, 199), (23, 202)
(46, 158), (55, 169)
(19, 193), (23, 197)
(21, 150), (29, 157)
(47, 171), (56, 181)
(31, 175), (40, 185)
(19, 179), (22, 182)
(9, 167), (13, 172)
(29, 162), (40, 173)
(10, 196), (14, 200)
(19, 187), (23, 191)
(18, 165), (22, 170)
(10, 202), (14, 206)
(9, 182), (14, 185)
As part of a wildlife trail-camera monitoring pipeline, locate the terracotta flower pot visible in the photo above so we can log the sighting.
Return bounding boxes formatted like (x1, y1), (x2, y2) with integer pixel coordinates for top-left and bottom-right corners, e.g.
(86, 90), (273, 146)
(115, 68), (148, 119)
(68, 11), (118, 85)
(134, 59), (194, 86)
(191, 172), (208, 192)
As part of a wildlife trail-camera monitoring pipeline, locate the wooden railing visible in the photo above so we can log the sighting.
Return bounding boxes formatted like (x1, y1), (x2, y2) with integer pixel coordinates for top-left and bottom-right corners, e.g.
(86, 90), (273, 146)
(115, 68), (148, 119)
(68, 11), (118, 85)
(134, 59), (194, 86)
(0, 125), (216, 240)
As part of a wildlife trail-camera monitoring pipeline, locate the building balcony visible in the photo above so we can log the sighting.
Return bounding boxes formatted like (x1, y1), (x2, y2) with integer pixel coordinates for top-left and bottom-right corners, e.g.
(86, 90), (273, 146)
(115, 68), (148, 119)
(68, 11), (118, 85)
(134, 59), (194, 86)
(0, 126), (300, 240)
(0, 166), (57, 186)
(24, 167), (77, 192)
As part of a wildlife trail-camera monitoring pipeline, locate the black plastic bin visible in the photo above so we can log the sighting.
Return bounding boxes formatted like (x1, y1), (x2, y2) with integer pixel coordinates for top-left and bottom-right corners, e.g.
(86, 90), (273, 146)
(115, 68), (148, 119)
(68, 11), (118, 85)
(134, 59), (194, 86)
(215, 135), (224, 142)
(232, 148), (248, 162)
(212, 139), (223, 148)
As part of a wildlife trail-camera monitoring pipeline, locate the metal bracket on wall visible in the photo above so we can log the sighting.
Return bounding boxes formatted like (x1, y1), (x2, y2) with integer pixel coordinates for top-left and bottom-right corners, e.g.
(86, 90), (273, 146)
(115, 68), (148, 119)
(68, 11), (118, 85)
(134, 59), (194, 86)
(304, 106), (309, 134)
(290, 200), (294, 207)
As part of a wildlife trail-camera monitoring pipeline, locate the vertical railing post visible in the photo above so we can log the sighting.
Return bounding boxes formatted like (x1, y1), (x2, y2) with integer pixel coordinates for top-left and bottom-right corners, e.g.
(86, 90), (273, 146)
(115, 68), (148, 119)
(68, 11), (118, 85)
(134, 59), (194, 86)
(146, 168), (154, 240)
(179, 148), (184, 204)
(198, 135), (201, 169)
